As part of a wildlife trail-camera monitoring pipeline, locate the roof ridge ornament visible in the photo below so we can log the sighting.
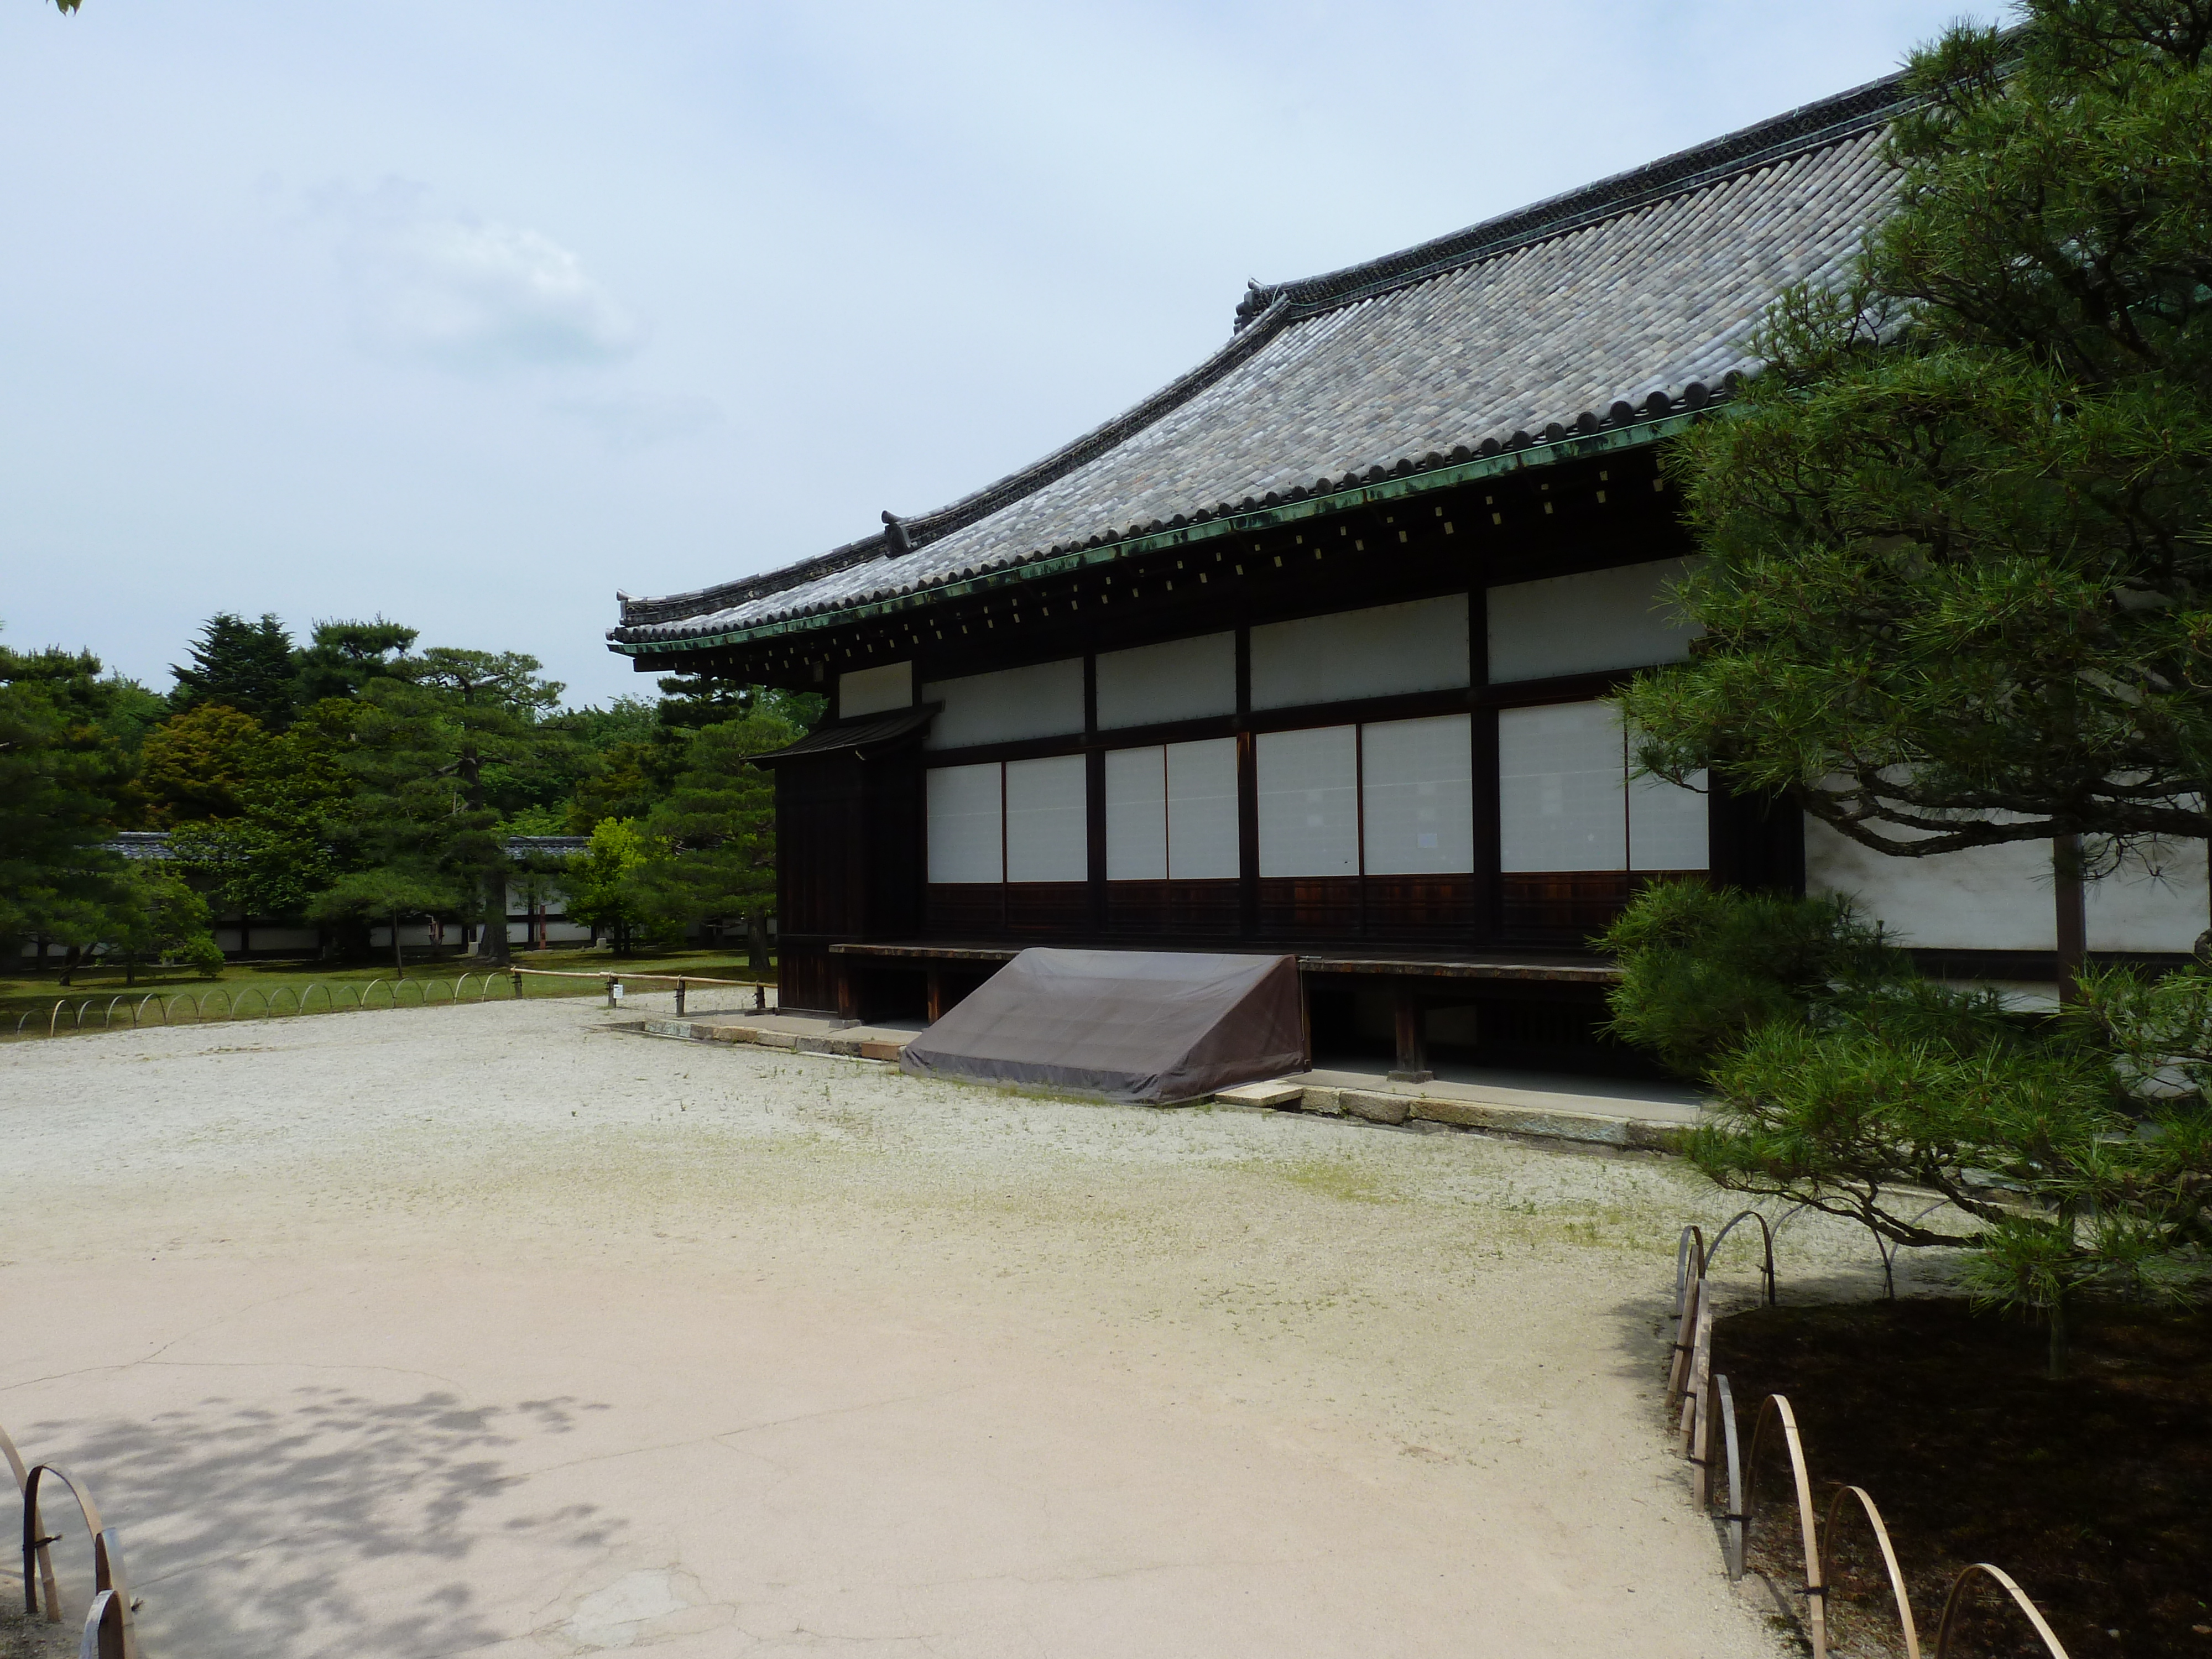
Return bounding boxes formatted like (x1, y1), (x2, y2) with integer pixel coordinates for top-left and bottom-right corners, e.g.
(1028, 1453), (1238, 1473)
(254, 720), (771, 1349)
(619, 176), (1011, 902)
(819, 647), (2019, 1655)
(1233, 278), (1272, 333)
(881, 510), (912, 554)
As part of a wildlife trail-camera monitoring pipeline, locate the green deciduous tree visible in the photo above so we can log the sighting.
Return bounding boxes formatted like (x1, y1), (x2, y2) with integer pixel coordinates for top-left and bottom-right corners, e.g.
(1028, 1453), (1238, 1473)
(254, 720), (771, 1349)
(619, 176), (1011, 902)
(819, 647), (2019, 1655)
(105, 862), (225, 983)
(139, 702), (279, 825)
(562, 818), (659, 956)
(1618, 1), (2212, 982)
(154, 699), (355, 939)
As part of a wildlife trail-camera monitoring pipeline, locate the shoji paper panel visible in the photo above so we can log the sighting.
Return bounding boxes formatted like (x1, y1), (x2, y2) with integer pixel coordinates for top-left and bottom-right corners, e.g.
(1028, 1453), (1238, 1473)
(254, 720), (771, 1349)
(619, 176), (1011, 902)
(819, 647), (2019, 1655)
(1256, 726), (1359, 876)
(1166, 738), (1239, 879)
(1004, 754), (1088, 883)
(1627, 769), (1709, 871)
(1104, 747), (1167, 881)
(926, 763), (1003, 883)
(1360, 714), (1474, 875)
(1497, 701), (1627, 873)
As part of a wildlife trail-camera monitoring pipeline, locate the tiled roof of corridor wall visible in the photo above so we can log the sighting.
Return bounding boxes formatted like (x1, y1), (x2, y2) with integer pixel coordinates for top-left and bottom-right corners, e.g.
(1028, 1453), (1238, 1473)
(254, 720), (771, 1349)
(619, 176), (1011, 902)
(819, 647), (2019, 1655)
(612, 71), (1911, 650)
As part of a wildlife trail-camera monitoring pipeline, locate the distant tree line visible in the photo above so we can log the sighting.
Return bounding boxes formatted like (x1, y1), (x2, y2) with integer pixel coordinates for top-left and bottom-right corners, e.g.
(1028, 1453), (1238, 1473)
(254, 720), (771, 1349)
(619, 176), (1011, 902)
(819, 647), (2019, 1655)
(0, 610), (819, 982)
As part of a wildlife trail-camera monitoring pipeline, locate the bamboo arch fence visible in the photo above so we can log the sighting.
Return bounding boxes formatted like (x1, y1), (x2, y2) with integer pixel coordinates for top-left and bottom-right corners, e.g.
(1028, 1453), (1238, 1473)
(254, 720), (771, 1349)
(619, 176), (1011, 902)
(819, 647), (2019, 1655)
(4, 1418), (137, 1658)
(1668, 1216), (2074, 1659)
(7, 968), (770, 1042)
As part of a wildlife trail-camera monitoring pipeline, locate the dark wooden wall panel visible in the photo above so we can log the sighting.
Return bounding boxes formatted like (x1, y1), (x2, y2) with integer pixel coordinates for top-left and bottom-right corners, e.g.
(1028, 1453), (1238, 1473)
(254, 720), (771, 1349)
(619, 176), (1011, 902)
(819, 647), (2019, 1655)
(925, 884), (1005, 937)
(1256, 877), (1361, 935)
(776, 754), (865, 938)
(779, 945), (839, 1015)
(1501, 870), (1705, 942)
(1104, 879), (1239, 938)
(1006, 883), (1089, 935)
(1364, 875), (1479, 941)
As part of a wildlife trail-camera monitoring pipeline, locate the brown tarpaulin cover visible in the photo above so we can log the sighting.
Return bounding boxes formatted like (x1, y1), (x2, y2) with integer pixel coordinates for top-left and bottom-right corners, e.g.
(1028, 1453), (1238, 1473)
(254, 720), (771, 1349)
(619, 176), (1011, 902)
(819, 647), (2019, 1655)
(900, 948), (1306, 1104)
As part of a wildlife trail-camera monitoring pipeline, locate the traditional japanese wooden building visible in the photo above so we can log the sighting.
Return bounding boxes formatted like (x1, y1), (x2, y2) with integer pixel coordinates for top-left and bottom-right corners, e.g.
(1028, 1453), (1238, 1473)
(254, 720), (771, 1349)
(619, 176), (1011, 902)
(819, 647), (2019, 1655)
(607, 70), (2203, 1072)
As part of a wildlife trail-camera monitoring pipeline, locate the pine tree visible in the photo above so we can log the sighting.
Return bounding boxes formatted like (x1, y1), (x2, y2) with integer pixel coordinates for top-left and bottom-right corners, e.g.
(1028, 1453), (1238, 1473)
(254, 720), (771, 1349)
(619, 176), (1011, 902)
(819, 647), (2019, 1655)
(170, 612), (300, 729)
(1619, 1), (2212, 986)
(338, 649), (570, 965)
(637, 709), (795, 966)
(0, 641), (140, 972)
(291, 618), (418, 704)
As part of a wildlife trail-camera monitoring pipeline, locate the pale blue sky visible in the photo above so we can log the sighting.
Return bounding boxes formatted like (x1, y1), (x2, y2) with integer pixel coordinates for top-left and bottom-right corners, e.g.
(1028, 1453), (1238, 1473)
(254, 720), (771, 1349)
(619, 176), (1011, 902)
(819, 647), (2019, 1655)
(1, 0), (1992, 707)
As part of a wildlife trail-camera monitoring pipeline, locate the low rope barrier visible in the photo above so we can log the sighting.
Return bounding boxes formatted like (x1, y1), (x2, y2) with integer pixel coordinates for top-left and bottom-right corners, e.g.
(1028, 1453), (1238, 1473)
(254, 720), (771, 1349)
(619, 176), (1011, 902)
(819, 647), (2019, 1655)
(4, 964), (773, 1041)
(1667, 1217), (2072, 1659)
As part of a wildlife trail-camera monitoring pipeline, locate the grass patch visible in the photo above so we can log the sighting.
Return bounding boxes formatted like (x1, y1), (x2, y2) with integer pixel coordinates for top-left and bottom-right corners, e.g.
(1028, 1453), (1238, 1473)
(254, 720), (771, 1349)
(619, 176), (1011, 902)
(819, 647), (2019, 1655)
(1, 947), (775, 1041)
(1273, 1154), (1399, 1206)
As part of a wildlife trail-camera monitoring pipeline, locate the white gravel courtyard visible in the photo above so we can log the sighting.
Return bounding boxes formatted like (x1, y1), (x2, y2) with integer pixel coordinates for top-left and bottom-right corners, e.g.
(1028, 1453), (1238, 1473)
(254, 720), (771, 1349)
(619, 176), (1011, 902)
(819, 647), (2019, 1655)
(0, 995), (1887, 1657)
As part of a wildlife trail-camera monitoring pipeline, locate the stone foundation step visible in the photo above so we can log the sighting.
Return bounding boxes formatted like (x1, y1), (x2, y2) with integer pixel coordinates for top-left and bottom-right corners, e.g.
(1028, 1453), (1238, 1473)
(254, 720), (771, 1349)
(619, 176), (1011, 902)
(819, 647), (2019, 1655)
(634, 1021), (1689, 1155)
(640, 1016), (911, 1063)
(1214, 1078), (1691, 1152)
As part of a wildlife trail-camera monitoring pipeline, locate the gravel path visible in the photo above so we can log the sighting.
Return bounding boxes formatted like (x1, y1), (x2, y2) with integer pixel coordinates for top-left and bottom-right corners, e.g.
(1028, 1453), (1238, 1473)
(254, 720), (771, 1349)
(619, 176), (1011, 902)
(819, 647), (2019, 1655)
(0, 997), (1901, 1657)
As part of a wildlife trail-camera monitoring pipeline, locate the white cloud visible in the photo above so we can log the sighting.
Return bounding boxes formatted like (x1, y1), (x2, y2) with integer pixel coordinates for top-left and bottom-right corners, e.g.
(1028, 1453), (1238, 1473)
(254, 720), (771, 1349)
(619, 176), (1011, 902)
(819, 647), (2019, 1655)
(322, 181), (643, 373)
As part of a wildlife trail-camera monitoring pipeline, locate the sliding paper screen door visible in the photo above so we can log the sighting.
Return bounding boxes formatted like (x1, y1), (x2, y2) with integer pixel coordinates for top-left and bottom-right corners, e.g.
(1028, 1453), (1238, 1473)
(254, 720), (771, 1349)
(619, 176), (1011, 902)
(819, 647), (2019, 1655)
(1256, 726), (1359, 877)
(1359, 714), (1473, 875)
(927, 763), (1003, 883)
(1165, 738), (1239, 879)
(1004, 754), (1088, 883)
(1496, 701), (1708, 872)
(1104, 747), (1168, 881)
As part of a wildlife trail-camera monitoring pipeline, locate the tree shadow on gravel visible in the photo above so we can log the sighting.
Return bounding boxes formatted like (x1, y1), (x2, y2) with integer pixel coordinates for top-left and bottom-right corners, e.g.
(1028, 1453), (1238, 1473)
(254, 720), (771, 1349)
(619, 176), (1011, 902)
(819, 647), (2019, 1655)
(18, 1386), (622, 1657)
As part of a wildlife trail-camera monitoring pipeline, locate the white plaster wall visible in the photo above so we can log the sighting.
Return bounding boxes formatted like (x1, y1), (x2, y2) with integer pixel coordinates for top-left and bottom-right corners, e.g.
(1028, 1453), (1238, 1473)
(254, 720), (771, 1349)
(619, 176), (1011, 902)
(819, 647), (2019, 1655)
(1250, 595), (1469, 710)
(2086, 841), (2209, 952)
(1806, 819), (2209, 953)
(1804, 822), (2054, 950)
(1096, 633), (1235, 729)
(214, 926), (320, 951)
(924, 658), (1084, 749)
(1486, 559), (1700, 684)
(839, 660), (913, 718)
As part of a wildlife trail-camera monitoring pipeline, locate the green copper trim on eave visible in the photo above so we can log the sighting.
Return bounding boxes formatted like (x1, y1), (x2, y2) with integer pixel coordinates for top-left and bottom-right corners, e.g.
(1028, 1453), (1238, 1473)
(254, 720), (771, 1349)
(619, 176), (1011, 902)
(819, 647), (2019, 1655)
(608, 411), (1700, 658)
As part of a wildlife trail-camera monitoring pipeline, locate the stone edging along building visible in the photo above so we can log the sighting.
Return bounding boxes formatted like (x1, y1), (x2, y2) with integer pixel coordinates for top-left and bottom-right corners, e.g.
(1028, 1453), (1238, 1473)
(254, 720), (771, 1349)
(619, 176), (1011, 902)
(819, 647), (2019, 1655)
(607, 69), (2205, 1074)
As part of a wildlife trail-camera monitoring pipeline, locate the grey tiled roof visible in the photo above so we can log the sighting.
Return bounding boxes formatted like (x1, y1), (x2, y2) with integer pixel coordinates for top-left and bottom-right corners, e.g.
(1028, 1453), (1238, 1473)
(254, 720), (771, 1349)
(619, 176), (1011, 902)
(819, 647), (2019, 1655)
(614, 72), (1908, 648)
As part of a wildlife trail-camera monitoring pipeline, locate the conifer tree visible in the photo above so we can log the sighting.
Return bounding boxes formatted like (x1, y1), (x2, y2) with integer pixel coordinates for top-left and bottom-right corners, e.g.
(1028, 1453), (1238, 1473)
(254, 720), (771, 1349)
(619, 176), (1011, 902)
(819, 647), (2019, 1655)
(338, 649), (570, 964)
(169, 612), (300, 729)
(1619, 1), (2212, 982)
(638, 709), (795, 966)
(0, 640), (142, 971)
